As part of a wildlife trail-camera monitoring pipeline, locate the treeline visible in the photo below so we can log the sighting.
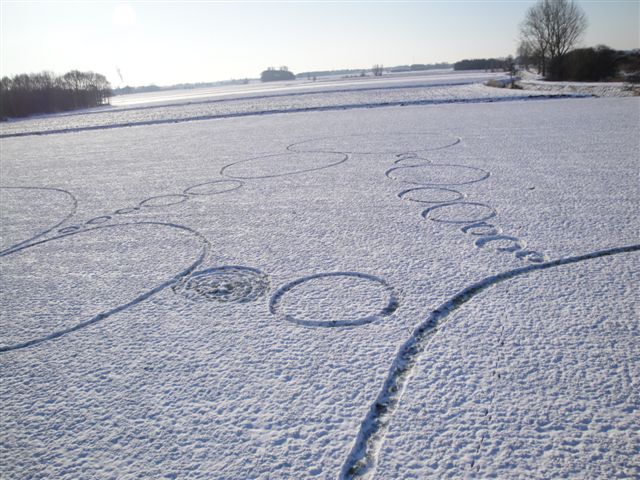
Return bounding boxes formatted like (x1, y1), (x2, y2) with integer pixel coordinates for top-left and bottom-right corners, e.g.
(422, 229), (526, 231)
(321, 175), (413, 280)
(454, 58), (510, 71)
(1, 70), (112, 118)
(390, 62), (451, 72)
(113, 84), (162, 95)
(547, 47), (640, 82)
(296, 68), (362, 79)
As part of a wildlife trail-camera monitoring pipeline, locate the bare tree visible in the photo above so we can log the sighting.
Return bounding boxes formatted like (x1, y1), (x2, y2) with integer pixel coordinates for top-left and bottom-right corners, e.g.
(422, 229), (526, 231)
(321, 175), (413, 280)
(520, 0), (587, 77)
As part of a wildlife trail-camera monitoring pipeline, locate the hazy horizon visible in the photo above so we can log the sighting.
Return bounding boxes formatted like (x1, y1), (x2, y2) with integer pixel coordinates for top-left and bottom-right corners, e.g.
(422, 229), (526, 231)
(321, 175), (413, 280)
(2, 1), (639, 88)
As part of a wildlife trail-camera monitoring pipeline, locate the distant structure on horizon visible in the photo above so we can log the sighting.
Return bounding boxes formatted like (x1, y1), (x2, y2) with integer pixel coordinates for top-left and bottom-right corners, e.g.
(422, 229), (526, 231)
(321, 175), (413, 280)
(261, 66), (295, 82)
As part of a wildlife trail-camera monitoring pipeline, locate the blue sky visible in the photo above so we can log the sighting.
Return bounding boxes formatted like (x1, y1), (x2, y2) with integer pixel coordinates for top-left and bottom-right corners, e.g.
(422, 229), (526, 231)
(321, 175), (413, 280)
(1, 1), (638, 87)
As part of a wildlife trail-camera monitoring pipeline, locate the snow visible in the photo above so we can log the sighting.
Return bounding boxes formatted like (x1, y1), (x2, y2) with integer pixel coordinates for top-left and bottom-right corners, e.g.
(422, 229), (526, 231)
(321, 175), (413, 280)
(517, 79), (639, 97)
(1, 79), (581, 138)
(109, 70), (507, 107)
(0, 71), (638, 479)
(376, 251), (638, 479)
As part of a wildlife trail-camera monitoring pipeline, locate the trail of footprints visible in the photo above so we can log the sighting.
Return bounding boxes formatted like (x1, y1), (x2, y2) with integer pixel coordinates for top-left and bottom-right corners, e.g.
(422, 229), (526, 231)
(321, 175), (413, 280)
(469, 324), (507, 473)
(388, 150), (549, 264)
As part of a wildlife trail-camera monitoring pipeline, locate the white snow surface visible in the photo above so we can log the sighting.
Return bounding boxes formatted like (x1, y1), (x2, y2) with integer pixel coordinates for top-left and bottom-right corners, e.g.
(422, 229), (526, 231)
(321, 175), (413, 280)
(518, 79), (639, 97)
(0, 73), (638, 480)
(0, 73), (576, 137)
(110, 70), (506, 107)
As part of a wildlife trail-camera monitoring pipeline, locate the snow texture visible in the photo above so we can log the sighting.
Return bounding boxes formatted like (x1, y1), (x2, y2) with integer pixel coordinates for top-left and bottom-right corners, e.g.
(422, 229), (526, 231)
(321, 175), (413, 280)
(518, 79), (640, 97)
(0, 71), (638, 479)
(1, 74), (583, 138)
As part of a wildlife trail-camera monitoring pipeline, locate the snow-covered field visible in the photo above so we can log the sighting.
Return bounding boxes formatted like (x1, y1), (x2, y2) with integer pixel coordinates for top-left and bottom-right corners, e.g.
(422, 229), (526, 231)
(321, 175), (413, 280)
(518, 79), (640, 97)
(1, 73), (638, 479)
(1, 71), (581, 138)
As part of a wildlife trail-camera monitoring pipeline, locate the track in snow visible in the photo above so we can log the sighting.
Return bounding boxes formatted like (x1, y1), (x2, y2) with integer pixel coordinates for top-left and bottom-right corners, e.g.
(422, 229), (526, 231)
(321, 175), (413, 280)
(339, 244), (640, 479)
(386, 163), (491, 186)
(173, 265), (270, 304)
(269, 272), (400, 328)
(220, 152), (349, 179)
(0, 222), (211, 353)
(398, 186), (465, 204)
(287, 132), (461, 155)
(0, 94), (586, 139)
(0, 186), (78, 255)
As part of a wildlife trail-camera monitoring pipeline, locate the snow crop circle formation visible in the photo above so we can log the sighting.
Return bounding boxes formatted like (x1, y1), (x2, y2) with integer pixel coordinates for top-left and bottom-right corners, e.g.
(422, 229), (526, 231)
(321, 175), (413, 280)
(0, 131), (555, 351)
(172, 266), (270, 304)
(1, 105), (638, 480)
(269, 272), (400, 327)
(287, 132), (461, 154)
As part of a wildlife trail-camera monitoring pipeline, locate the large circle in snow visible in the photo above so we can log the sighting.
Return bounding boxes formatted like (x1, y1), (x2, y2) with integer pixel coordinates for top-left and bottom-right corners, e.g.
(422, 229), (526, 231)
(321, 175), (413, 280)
(221, 152), (348, 179)
(183, 180), (244, 196)
(422, 202), (497, 224)
(287, 132), (461, 154)
(269, 272), (399, 327)
(0, 222), (209, 352)
(398, 187), (465, 204)
(386, 163), (490, 186)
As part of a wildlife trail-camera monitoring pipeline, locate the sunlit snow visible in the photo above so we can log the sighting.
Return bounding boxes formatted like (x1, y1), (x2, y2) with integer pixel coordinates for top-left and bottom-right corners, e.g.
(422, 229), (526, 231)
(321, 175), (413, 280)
(1, 71), (638, 479)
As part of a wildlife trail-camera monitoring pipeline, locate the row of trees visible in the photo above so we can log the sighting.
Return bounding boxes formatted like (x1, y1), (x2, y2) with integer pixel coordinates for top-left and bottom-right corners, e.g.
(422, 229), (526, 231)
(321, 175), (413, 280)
(454, 58), (511, 71)
(547, 46), (640, 82)
(1, 70), (112, 118)
(547, 46), (616, 81)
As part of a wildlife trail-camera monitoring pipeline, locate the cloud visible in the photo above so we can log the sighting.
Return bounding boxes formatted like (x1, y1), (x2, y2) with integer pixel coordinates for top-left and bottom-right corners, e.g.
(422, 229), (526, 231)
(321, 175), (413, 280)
(113, 5), (136, 27)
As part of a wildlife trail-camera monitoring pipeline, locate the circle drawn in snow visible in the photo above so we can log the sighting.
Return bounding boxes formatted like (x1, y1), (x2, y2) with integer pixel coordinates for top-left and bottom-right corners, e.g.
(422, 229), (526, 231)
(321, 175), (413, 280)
(270, 272), (399, 328)
(85, 215), (112, 225)
(393, 155), (431, 165)
(0, 222), (210, 352)
(398, 187), (465, 204)
(58, 225), (82, 234)
(287, 132), (461, 154)
(173, 266), (269, 304)
(422, 202), (496, 224)
(386, 163), (490, 186)
(220, 152), (348, 179)
(475, 235), (526, 252)
(184, 180), (244, 196)
(139, 194), (189, 208)
(114, 206), (140, 215)
(461, 222), (503, 236)
(515, 250), (549, 263)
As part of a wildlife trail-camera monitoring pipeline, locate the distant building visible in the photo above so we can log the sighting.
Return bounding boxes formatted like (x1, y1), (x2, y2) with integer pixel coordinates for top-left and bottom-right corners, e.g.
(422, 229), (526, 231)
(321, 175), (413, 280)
(260, 67), (295, 82)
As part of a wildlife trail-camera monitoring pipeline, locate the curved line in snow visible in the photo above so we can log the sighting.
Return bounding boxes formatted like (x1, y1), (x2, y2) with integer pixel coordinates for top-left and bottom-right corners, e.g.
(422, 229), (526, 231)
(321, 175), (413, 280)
(0, 186), (78, 256)
(339, 243), (640, 479)
(0, 222), (211, 353)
